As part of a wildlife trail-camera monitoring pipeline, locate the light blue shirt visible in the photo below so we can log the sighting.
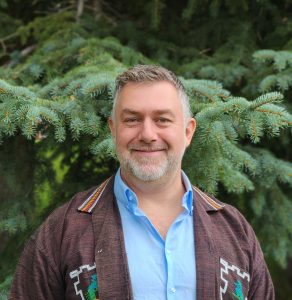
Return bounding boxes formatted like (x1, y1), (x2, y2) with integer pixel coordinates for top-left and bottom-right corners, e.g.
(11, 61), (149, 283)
(114, 169), (196, 300)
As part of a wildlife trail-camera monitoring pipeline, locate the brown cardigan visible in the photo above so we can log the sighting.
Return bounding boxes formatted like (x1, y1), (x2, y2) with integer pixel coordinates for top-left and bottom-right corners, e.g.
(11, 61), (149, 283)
(9, 176), (275, 300)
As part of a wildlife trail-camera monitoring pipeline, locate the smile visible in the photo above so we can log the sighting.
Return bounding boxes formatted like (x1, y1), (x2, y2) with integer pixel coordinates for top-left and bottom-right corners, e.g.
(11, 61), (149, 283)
(132, 149), (165, 156)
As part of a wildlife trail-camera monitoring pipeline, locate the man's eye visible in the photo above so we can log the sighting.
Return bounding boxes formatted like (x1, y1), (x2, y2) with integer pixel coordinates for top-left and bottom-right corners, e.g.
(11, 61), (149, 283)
(158, 118), (171, 123)
(124, 118), (138, 123)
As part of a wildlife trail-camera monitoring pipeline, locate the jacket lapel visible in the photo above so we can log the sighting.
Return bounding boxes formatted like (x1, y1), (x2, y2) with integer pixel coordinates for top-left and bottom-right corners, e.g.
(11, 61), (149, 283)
(91, 177), (133, 300)
(193, 186), (224, 300)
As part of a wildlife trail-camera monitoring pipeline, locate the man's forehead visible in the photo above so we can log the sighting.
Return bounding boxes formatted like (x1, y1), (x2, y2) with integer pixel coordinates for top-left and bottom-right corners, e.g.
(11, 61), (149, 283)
(117, 82), (180, 102)
(112, 81), (183, 119)
(117, 101), (180, 116)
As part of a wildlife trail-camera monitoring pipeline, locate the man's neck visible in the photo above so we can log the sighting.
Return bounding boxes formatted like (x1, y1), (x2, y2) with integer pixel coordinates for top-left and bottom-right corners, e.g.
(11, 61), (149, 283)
(120, 168), (185, 203)
(120, 168), (187, 239)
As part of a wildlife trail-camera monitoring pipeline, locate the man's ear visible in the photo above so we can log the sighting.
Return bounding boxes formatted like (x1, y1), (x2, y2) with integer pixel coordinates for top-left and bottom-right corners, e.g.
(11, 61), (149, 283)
(108, 117), (116, 140)
(185, 118), (196, 147)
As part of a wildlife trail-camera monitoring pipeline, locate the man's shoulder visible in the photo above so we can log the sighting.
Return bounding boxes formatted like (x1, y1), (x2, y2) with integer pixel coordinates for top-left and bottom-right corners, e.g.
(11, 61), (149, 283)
(46, 184), (101, 222)
(26, 180), (113, 257)
(47, 176), (114, 222)
(192, 185), (254, 237)
(34, 179), (112, 233)
(192, 185), (226, 212)
(193, 185), (243, 212)
(192, 185), (265, 272)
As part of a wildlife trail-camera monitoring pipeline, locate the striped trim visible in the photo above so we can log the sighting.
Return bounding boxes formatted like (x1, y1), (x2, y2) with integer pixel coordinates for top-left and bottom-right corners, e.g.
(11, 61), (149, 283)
(192, 185), (224, 211)
(78, 177), (111, 213)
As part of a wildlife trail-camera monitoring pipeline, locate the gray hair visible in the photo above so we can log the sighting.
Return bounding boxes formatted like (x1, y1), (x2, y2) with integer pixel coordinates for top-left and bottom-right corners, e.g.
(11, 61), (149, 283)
(111, 65), (192, 122)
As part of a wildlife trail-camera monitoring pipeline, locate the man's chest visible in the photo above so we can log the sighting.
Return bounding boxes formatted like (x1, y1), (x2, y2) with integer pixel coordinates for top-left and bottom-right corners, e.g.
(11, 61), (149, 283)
(118, 204), (196, 300)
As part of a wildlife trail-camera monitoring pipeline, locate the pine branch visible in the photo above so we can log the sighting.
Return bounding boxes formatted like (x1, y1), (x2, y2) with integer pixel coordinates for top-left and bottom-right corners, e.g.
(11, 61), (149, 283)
(249, 92), (283, 109)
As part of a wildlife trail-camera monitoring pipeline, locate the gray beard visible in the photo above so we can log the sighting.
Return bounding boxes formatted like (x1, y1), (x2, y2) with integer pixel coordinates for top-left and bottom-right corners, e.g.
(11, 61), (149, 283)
(118, 152), (181, 182)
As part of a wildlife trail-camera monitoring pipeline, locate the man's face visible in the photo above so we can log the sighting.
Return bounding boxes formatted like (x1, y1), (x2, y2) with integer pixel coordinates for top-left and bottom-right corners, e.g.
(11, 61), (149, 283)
(109, 81), (196, 182)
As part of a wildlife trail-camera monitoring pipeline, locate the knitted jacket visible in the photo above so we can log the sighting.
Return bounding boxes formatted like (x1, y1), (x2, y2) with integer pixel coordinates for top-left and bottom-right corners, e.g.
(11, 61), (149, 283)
(9, 176), (274, 300)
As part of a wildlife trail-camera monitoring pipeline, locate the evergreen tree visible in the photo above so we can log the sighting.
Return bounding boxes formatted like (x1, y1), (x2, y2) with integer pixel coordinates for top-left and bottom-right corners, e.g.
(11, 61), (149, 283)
(0, 1), (291, 298)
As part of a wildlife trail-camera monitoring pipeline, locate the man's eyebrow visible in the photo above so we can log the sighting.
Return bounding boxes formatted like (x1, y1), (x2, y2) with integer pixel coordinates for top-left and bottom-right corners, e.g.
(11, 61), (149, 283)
(121, 109), (140, 115)
(121, 109), (175, 117)
(153, 109), (175, 117)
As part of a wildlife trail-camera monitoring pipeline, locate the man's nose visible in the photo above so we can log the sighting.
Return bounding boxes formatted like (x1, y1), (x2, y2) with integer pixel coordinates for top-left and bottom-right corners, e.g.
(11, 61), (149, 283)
(138, 119), (158, 143)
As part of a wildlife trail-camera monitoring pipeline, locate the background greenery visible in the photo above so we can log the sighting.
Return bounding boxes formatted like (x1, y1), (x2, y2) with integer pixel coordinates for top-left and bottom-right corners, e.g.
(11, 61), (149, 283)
(0, 0), (291, 298)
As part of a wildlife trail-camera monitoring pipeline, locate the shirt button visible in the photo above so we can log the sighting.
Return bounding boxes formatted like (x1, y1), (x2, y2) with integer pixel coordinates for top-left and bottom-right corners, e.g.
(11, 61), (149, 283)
(166, 249), (171, 254)
(170, 287), (176, 293)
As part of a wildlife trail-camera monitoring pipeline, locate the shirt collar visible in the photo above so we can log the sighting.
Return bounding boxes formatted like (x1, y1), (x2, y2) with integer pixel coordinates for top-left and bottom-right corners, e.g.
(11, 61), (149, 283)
(114, 168), (194, 216)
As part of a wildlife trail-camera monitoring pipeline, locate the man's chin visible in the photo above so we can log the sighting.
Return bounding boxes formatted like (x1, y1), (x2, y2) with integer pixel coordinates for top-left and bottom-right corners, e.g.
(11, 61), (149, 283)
(132, 172), (164, 182)
(128, 164), (168, 182)
(118, 155), (178, 181)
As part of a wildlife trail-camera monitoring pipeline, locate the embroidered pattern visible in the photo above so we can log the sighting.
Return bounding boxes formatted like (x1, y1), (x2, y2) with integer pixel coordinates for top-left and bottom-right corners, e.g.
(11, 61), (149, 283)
(232, 280), (244, 300)
(86, 274), (98, 300)
(70, 263), (99, 300)
(220, 258), (250, 300)
(78, 177), (111, 213)
(192, 185), (224, 210)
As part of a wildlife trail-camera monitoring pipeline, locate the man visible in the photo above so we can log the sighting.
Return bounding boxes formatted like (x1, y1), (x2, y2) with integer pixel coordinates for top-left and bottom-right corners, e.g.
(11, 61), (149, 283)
(10, 65), (274, 300)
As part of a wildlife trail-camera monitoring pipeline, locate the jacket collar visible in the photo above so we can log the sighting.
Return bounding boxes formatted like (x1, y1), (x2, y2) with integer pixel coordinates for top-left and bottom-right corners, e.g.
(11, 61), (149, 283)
(77, 177), (112, 213)
(77, 177), (225, 214)
(192, 185), (225, 212)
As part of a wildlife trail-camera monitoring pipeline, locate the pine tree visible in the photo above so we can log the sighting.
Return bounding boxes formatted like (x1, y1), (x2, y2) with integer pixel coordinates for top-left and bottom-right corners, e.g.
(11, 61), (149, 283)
(0, 0), (291, 298)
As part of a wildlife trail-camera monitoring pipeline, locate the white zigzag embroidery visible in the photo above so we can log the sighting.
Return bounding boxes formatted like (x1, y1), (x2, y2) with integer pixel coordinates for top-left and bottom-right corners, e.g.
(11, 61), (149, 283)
(220, 258), (250, 300)
(69, 263), (96, 300)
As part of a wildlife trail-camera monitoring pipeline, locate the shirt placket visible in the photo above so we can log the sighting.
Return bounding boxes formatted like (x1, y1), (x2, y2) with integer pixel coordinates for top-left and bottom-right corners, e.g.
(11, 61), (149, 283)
(125, 185), (193, 300)
(165, 238), (176, 299)
(133, 207), (181, 299)
(165, 215), (186, 300)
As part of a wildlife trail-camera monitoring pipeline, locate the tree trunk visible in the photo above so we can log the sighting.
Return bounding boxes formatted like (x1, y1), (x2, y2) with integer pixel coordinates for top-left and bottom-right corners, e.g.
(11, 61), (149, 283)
(76, 0), (85, 22)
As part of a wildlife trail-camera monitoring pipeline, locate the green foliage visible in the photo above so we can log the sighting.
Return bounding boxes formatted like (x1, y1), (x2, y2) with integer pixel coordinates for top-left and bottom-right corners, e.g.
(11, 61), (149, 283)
(182, 0), (249, 20)
(253, 50), (292, 93)
(184, 90), (291, 194)
(0, 13), (21, 39)
(16, 11), (81, 45)
(0, 206), (27, 234)
(254, 50), (292, 72)
(0, 275), (12, 300)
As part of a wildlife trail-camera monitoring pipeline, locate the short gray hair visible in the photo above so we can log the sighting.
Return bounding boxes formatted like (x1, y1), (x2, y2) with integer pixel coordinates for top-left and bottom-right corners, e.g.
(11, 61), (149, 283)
(112, 65), (192, 122)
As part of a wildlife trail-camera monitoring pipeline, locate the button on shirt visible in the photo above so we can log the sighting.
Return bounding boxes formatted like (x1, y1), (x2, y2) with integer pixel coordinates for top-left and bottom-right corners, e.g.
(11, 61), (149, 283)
(114, 169), (196, 300)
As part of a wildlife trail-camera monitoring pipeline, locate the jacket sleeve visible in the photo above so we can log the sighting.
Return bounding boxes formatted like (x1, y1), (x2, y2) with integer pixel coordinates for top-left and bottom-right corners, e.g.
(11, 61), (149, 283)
(246, 223), (275, 299)
(224, 204), (275, 299)
(248, 263), (275, 299)
(8, 204), (68, 300)
(9, 233), (65, 300)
